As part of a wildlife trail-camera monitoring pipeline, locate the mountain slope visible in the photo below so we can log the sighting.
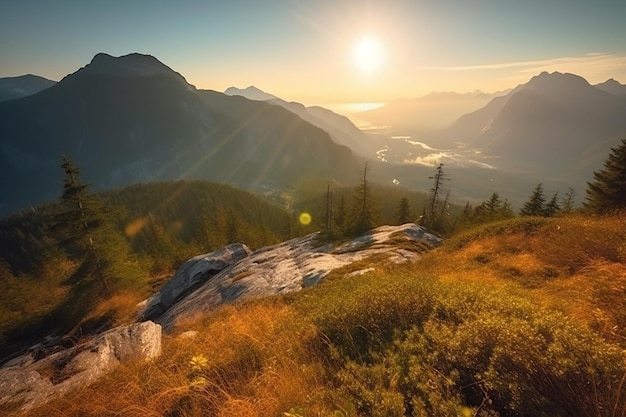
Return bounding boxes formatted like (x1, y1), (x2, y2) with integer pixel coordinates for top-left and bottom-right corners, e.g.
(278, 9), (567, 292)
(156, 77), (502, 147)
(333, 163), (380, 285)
(224, 85), (375, 157)
(357, 90), (507, 131)
(0, 54), (361, 217)
(0, 75), (56, 102)
(595, 78), (626, 96)
(444, 72), (626, 179)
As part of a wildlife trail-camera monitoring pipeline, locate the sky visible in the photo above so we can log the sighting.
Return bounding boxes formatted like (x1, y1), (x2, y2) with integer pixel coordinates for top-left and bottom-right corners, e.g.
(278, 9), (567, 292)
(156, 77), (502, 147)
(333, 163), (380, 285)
(1, 0), (626, 108)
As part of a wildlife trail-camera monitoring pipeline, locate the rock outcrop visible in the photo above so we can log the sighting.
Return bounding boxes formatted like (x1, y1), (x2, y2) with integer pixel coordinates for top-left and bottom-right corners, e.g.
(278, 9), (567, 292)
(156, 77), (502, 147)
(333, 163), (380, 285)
(140, 243), (252, 321)
(154, 223), (441, 330)
(0, 321), (162, 412)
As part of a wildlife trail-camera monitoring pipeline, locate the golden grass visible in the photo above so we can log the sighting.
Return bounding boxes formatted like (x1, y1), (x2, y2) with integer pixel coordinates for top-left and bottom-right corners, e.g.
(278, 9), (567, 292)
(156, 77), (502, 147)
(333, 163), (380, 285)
(20, 302), (330, 417)
(426, 213), (626, 345)
(8, 213), (626, 416)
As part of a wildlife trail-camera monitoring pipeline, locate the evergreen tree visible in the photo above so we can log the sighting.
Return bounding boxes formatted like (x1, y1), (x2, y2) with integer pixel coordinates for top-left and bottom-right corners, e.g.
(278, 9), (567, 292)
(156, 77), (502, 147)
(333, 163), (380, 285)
(422, 163), (450, 232)
(334, 195), (346, 231)
(520, 183), (546, 216)
(347, 162), (377, 236)
(544, 192), (560, 217)
(560, 187), (576, 214)
(53, 155), (113, 295)
(395, 197), (412, 224)
(321, 184), (335, 237)
(500, 199), (514, 218)
(52, 156), (144, 298)
(584, 138), (626, 213)
(475, 192), (502, 221)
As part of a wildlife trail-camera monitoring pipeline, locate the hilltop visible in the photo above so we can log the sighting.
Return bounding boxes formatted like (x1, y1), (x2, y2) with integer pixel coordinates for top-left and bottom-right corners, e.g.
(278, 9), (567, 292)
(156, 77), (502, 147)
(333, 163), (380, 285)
(1, 213), (625, 416)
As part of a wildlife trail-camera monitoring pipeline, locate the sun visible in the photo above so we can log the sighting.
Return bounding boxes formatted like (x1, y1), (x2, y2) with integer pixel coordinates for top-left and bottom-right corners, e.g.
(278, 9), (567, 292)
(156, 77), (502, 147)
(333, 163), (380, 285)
(352, 35), (384, 74)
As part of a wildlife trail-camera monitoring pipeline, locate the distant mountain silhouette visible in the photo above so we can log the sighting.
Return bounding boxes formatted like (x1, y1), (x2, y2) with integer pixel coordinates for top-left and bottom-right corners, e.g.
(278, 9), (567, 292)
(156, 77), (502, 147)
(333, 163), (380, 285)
(224, 86), (376, 157)
(0, 75), (56, 102)
(595, 78), (626, 96)
(0, 54), (360, 216)
(444, 71), (626, 181)
(357, 91), (507, 131)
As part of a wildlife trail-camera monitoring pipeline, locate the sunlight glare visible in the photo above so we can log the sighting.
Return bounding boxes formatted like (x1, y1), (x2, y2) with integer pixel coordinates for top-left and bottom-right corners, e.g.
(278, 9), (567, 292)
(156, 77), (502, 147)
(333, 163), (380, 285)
(353, 36), (384, 74)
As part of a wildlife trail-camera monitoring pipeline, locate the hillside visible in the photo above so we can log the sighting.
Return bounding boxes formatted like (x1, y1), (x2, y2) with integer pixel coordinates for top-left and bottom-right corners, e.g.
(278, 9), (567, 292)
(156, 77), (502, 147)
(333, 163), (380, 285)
(444, 72), (626, 181)
(0, 53), (362, 217)
(0, 75), (56, 102)
(0, 180), (296, 360)
(1, 213), (625, 416)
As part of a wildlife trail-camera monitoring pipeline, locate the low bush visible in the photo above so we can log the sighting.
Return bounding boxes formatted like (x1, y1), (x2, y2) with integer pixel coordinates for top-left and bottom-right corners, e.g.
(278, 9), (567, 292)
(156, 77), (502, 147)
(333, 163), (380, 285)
(298, 271), (626, 417)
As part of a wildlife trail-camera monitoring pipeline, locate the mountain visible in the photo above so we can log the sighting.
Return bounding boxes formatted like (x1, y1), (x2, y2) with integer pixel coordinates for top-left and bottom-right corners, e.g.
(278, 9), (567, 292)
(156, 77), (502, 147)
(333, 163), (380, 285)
(444, 71), (626, 181)
(0, 54), (361, 217)
(356, 90), (507, 131)
(595, 78), (626, 96)
(0, 74), (56, 102)
(224, 86), (376, 157)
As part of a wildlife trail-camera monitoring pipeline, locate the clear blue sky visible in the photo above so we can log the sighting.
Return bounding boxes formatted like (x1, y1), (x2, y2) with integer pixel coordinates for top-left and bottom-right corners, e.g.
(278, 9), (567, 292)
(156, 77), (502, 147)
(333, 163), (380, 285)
(1, 0), (625, 105)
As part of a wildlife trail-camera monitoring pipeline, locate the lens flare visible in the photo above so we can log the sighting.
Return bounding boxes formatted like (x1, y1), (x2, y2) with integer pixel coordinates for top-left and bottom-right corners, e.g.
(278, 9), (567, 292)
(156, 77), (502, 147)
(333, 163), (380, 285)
(299, 212), (312, 226)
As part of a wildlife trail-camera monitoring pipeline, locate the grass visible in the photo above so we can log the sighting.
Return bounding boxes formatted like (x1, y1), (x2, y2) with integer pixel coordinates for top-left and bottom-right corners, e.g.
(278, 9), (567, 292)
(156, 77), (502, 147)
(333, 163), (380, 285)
(5, 213), (626, 416)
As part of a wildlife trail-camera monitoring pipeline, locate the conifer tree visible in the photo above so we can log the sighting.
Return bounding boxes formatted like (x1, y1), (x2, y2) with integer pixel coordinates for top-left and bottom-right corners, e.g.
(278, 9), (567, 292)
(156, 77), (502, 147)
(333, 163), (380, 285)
(52, 155), (144, 298)
(53, 155), (113, 295)
(500, 199), (514, 218)
(584, 138), (626, 213)
(334, 195), (346, 231)
(421, 163), (451, 232)
(520, 183), (546, 216)
(347, 162), (377, 236)
(395, 197), (412, 224)
(560, 187), (576, 214)
(544, 192), (560, 217)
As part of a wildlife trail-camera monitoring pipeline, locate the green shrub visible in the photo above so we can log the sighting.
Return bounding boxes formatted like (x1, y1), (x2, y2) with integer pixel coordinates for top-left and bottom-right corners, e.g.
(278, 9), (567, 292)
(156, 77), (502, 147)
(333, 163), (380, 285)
(296, 272), (626, 417)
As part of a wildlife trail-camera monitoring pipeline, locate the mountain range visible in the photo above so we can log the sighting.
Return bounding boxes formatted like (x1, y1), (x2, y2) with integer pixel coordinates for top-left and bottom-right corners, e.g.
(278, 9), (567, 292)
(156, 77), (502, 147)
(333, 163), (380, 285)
(1, 52), (625, 216)
(442, 72), (626, 180)
(0, 53), (361, 216)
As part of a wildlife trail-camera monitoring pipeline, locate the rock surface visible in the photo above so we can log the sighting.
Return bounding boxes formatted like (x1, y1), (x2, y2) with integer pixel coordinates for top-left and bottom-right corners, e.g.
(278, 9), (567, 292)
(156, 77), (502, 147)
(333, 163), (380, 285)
(140, 243), (252, 321)
(156, 223), (441, 330)
(0, 321), (162, 412)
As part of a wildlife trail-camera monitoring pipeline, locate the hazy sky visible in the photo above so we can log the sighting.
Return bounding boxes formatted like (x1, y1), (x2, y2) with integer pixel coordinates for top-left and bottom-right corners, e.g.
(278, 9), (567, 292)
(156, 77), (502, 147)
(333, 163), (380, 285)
(1, 0), (625, 106)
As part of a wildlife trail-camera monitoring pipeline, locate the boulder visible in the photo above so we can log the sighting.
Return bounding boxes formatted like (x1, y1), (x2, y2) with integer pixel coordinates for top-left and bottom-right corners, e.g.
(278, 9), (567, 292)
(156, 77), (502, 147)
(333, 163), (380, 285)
(140, 243), (252, 320)
(0, 321), (161, 412)
(156, 223), (442, 330)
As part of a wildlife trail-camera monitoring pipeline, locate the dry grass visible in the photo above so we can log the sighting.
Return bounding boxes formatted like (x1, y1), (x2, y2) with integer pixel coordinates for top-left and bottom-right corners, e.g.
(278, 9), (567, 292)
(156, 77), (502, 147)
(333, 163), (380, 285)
(8, 213), (626, 416)
(20, 302), (331, 417)
(426, 213), (626, 345)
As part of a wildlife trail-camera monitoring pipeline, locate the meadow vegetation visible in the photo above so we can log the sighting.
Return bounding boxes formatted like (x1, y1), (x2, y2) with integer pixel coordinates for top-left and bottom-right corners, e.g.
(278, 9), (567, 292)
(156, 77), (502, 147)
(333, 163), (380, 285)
(7, 212), (625, 417)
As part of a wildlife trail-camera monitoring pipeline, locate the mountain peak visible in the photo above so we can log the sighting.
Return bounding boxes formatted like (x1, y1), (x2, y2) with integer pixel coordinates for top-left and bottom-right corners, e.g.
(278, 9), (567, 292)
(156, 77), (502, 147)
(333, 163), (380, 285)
(65, 52), (194, 88)
(595, 78), (626, 96)
(519, 71), (593, 97)
(224, 85), (278, 101)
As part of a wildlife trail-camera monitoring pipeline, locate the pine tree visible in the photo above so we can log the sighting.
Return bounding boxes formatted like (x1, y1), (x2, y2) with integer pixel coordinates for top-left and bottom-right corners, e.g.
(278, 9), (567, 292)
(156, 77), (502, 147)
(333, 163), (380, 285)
(544, 192), (560, 217)
(347, 162), (377, 236)
(53, 155), (113, 296)
(560, 187), (576, 214)
(334, 195), (346, 231)
(422, 163), (450, 231)
(52, 156), (145, 298)
(395, 197), (412, 225)
(520, 183), (546, 216)
(584, 138), (626, 213)
(500, 199), (514, 218)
